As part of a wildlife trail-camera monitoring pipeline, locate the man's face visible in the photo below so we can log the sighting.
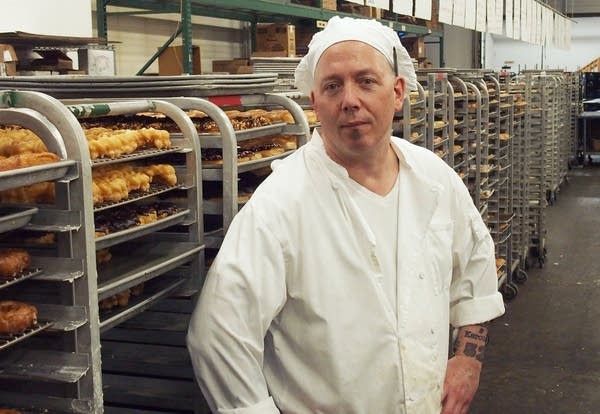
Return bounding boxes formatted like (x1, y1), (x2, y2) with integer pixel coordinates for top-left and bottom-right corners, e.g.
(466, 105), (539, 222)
(311, 41), (405, 163)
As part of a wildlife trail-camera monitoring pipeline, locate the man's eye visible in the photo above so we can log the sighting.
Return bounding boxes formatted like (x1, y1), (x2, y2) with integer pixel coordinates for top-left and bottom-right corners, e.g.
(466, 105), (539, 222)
(362, 78), (376, 85)
(324, 83), (339, 91)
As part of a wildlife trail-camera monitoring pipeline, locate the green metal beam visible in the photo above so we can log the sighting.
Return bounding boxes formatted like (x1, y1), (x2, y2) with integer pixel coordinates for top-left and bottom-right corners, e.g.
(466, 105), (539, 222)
(96, 0), (108, 39)
(182, 0), (193, 74)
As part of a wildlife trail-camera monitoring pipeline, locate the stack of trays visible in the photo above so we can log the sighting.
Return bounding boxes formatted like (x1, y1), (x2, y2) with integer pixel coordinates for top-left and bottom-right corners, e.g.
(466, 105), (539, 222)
(251, 57), (301, 91)
(0, 73), (280, 98)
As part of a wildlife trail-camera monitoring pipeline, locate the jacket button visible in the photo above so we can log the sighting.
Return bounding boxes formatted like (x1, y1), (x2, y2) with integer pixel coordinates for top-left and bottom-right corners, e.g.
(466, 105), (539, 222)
(418, 273), (424, 279)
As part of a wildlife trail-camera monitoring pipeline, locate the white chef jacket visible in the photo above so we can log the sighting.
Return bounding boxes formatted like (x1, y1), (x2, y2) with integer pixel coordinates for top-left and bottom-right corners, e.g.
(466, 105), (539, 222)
(187, 129), (506, 414)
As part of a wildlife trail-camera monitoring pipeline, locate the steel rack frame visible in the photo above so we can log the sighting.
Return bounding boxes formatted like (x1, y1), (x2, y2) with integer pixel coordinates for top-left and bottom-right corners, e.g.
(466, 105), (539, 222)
(0, 91), (205, 413)
(395, 82), (427, 149)
(522, 71), (548, 268)
(507, 78), (531, 286)
(448, 74), (471, 185)
(417, 70), (452, 164)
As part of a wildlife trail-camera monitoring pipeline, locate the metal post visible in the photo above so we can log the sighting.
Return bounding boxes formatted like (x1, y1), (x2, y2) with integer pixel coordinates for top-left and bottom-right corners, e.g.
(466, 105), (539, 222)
(96, 0), (108, 39)
(182, 0), (193, 74)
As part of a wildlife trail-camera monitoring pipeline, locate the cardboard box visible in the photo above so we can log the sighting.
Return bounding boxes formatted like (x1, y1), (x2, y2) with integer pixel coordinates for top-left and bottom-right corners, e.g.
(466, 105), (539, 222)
(322, 0), (337, 10)
(291, 0), (336, 8)
(212, 58), (252, 74)
(158, 45), (201, 76)
(255, 23), (296, 57)
(78, 49), (115, 76)
(295, 24), (320, 56)
(0, 44), (17, 76)
(401, 37), (426, 59)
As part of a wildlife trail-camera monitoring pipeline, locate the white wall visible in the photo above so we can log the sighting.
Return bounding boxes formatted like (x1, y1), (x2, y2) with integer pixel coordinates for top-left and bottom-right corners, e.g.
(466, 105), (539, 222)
(0, 0), (92, 37)
(484, 17), (600, 72)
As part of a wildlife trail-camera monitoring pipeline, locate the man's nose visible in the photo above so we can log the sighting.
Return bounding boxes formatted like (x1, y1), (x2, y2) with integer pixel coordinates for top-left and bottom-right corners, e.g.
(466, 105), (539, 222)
(341, 84), (360, 112)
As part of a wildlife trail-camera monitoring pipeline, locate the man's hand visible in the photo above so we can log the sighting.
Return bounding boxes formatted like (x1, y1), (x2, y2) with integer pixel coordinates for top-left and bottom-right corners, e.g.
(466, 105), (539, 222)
(441, 324), (488, 414)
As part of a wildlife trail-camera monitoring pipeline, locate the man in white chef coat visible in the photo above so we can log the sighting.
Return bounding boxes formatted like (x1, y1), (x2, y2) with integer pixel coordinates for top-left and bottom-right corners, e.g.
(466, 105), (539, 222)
(188, 16), (505, 414)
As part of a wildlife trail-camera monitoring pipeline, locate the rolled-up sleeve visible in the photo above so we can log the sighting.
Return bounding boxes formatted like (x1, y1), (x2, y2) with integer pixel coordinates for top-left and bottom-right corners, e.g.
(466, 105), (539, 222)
(449, 177), (505, 327)
(187, 201), (286, 414)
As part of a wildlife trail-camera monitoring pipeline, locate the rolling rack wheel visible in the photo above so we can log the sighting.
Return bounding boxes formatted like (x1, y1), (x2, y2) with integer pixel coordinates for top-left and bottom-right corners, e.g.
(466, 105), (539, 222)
(500, 282), (519, 301)
(513, 268), (528, 284)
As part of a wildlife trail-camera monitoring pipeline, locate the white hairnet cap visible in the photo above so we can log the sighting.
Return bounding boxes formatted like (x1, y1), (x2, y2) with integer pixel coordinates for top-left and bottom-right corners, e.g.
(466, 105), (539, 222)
(294, 15), (417, 96)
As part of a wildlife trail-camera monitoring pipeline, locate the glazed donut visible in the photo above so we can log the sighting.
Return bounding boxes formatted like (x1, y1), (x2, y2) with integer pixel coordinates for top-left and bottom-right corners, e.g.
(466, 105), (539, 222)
(0, 301), (37, 334)
(0, 248), (31, 279)
(0, 152), (60, 172)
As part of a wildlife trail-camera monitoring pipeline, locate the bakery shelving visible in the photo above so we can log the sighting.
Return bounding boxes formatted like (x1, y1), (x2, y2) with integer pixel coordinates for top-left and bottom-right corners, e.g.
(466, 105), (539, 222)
(507, 78), (531, 286)
(0, 91), (205, 413)
(417, 70), (452, 164)
(0, 90), (101, 412)
(453, 70), (489, 218)
(522, 71), (548, 268)
(568, 72), (581, 166)
(394, 81), (427, 149)
(170, 93), (310, 249)
(448, 74), (470, 184)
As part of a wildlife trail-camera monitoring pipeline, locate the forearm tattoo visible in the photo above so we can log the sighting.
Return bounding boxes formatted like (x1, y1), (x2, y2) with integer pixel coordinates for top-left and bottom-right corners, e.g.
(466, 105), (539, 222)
(454, 324), (489, 363)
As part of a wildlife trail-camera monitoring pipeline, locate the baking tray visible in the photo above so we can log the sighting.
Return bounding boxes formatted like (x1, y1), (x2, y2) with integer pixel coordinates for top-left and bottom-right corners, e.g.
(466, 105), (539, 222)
(0, 73), (279, 84)
(0, 268), (42, 291)
(93, 184), (184, 212)
(95, 209), (190, 250)
(0, 320), (53, 352)
(99, 276), (186, 333)
(97, 241), (202, 300)
(0, 206), (38, 233)
(91, 146), (183, 166)
(0, 160), (75, 192)
(193, 122), (287, 147)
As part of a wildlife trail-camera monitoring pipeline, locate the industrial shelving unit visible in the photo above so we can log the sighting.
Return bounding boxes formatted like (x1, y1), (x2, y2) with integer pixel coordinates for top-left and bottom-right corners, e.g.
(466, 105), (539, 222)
(522, 71), (548, 268)
(0, 91), (205, 413)
(507, 78), (531, 287)
(417, 70), (452, 164)
(0, 90), (97, 412)
(95, 0), (443, 75)
(568, 72), (581, 166)
(395, 82), (427, 149)
(448, 74), (470, 184)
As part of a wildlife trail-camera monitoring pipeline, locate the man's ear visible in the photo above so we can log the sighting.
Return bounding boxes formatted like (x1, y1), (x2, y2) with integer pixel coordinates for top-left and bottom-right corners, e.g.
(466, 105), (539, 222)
(394, 76), (406, 112)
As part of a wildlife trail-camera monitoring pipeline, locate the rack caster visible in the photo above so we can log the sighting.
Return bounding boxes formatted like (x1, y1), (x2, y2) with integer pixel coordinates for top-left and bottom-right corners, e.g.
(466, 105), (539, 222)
(513, 269), (528, 284)
(500, 282), (519, 301)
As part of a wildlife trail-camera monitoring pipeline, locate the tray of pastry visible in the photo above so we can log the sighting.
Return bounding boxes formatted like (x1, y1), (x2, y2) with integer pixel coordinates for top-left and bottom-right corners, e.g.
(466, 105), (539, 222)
(0, 268), (42, 291)
(93, 184), (184, 212)
(192, 123), (287, 147)
(95, 208), (190, 250)
(98, 274), (187, 333)
(91, 146), (184, 166)
(0, 206), (39, 233)
(0, 320), (53, 352)
(0, 160), (76, 192)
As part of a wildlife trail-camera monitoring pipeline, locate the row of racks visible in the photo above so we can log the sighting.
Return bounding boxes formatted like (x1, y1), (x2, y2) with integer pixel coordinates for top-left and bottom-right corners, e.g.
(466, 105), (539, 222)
(394, 68), (577, 300)
(0, 89), (309, 413)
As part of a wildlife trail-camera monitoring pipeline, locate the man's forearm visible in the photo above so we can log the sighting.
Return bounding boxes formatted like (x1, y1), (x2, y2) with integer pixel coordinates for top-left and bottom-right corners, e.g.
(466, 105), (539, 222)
(452, 324), (489, 363)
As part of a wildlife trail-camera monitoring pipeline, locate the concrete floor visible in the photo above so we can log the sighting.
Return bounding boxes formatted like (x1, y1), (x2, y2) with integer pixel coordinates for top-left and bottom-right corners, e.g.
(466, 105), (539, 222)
(470, 167), (600, 414)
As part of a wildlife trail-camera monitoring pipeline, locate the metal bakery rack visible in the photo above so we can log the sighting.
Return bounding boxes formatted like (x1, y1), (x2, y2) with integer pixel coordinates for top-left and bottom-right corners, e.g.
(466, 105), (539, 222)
(521, 71), (548, 268)
(448, 73), (470, 185)
(0, 90), (205, 413)
(394, 81), (427, 149)
(507, 77), (531, 288)
(417, 70), (452, 164)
